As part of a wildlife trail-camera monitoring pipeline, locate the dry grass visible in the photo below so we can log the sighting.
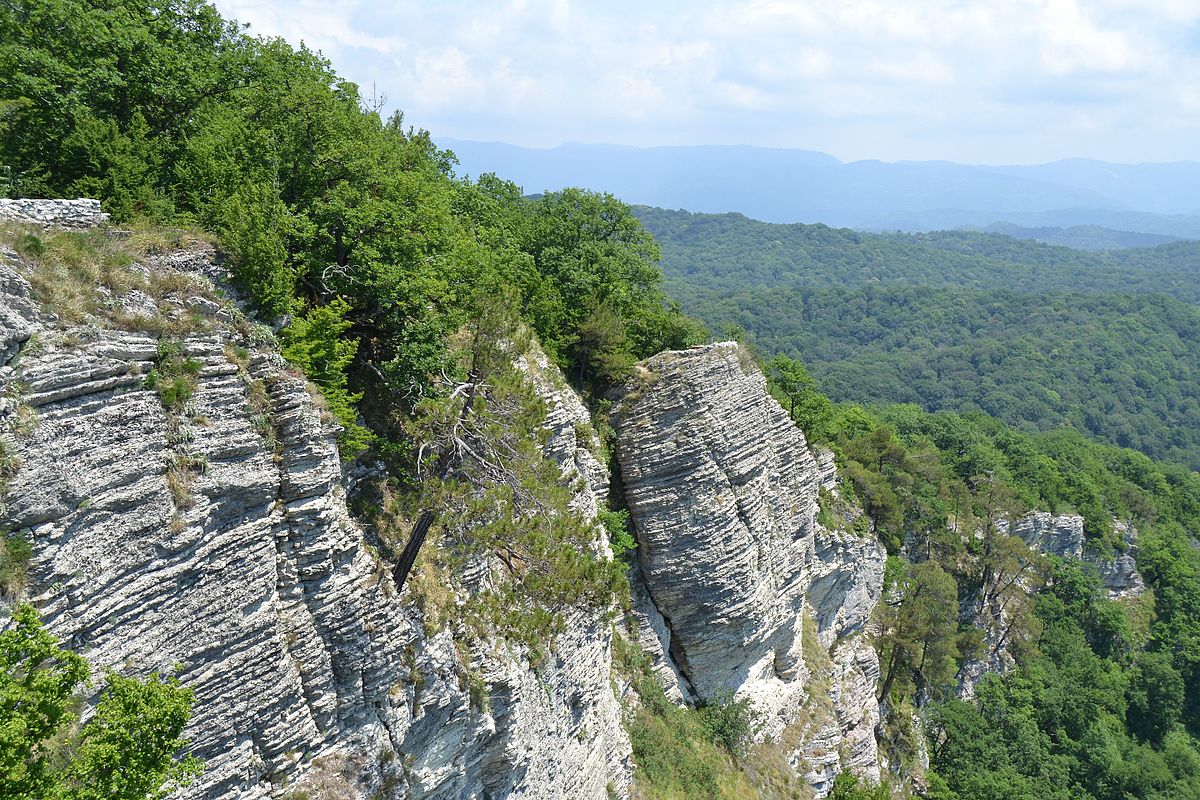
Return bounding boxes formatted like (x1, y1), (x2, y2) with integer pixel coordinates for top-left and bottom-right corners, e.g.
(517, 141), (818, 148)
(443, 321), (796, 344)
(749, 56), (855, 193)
(245, 378), (278, 450)
(224, 342), (250, 372)
(8, 404), (37, 437)
(165, 452), (207, 510)
(0, 222), (218, 334)
(278, 754), (362, 800)
(0, 532), (33, 598)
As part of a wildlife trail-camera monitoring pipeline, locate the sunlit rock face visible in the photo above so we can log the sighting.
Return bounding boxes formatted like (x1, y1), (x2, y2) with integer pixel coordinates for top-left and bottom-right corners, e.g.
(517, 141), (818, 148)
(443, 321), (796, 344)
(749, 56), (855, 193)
(0, 204), (631, 800)
(1009, 511), (1146, 599)
(613, 342), (885, 796)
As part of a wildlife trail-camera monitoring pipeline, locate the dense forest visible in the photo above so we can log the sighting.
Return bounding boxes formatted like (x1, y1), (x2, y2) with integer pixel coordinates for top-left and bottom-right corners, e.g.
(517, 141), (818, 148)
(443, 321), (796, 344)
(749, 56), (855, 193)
(694, 285), (1200, 468)
(637, 207), (1200, 469)
(5, 2), (1200, 799)
(966, 222), (1181, 251)
(764, 370), (1200, 800)
(636, 207), (1200, 300)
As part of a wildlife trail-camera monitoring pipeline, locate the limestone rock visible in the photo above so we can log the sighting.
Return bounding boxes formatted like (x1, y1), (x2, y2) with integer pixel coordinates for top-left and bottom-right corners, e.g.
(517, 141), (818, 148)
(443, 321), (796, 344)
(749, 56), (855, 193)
(1009, 511), (1146, 599)
(612, 342), (885, 795)
(0, 235), (630, 799)
(0, 198), (109, 228)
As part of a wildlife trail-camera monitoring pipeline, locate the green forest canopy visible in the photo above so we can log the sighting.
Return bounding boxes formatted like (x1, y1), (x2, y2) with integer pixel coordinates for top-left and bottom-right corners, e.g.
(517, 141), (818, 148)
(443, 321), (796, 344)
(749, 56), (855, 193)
(636, 206), (1200, 469)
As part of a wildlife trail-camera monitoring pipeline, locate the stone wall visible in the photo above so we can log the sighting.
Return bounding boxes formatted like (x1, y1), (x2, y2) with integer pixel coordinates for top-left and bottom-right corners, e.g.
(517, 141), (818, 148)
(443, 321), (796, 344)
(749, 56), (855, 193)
(0, 198), (110, 228)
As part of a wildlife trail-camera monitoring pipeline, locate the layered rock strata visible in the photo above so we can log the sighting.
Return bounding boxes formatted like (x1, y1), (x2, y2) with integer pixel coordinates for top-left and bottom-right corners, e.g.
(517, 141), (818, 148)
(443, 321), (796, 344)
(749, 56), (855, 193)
(1008, 511), (1145, 599)
(0, 227), (630, 798)
(612, 342), (885, 796)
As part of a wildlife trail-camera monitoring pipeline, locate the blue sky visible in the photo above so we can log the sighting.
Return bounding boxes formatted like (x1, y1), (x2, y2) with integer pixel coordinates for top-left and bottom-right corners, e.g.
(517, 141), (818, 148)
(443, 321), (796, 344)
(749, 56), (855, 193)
(211, 0), (1200, 164)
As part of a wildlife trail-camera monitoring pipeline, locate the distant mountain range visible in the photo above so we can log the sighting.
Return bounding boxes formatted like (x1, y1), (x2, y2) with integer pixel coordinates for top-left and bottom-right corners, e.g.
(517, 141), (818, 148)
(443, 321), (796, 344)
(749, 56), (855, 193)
(441, 139), (1200, 239)
(962, 222), (1182, 251)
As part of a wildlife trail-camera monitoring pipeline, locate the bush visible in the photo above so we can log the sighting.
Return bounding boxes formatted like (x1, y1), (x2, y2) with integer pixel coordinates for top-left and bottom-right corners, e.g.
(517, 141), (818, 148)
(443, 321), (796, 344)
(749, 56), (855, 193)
(698, 690), (758, 756)
(0, 605), (203, 798)
(144, 340), (202, 413)
(281, 298), (373, 459)
(598, 508), (636, 560)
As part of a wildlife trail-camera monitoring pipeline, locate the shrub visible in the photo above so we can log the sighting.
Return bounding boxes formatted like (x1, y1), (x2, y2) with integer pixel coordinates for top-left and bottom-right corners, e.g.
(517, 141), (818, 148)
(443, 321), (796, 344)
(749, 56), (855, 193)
(281, 298), (372, 459)
(144, 340), (202, 413)
(698, 690), (758, 757)
(0, 605), (203, 797)
(598, 508), (636, 560)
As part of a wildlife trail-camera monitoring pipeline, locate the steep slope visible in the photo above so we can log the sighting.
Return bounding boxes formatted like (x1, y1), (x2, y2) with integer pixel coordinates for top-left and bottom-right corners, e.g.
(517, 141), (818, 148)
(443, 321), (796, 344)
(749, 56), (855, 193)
(0, 209), (632, 799)
(613, 342), (886, 796)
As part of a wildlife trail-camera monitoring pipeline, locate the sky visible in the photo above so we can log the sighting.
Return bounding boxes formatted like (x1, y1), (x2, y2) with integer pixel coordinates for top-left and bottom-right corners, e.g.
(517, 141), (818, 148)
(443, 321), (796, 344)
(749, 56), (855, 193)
(211, 0), (1200, 165)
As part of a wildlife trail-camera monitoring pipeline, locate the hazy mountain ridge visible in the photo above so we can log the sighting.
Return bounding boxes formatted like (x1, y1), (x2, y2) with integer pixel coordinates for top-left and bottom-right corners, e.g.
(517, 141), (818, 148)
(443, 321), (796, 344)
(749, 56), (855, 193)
(443, 139), (1200, 236)
(962, 222), (1181, 250)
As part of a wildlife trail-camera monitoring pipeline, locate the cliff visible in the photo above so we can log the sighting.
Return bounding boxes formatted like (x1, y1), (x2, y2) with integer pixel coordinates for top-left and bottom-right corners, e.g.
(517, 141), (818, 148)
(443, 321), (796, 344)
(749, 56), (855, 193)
(0, 208), (631, 799)
(1008, 511), (1145, 599)
(612, 342), (886, 796)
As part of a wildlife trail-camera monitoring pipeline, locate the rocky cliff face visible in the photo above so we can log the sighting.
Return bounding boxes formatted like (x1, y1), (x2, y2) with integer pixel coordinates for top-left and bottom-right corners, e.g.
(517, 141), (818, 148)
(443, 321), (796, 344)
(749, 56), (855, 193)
(0, 208), (631, 799)
(612, 342), (886, 796)
(957, 510), (1147, 697)
(1009, 512), (1145, 599)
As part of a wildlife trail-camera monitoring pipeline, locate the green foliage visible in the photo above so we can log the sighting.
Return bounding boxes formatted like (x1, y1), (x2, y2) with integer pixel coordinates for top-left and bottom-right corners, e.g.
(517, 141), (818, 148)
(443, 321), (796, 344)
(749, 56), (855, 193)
(517, 189), (705, 390)
(1136, 523), (1200, 733)
(702, 285), (1200, 470)
(767, 353), (834, 442)
(640, 206), (1200, 469)
(143, 340), (201, 412)
(1, 0), (706, 454)
(0, 605), (201, 799)
(401, 304), (630, 659)
(766, 350), (1200, 787)
(828, 771), (889, 800)
(280, 298), (372, 457)
(697, 690), (757, 757)
(1126, 651), (1185, 746)
(0, 604), (88, 797)
(0, 532), (34, 597)
(614, 637), (759, 800)
(925, 555), (1200, 800)
(877, 559), (959, 702)
(598, 508), (636, 560)
(637, 206), (1200, 303)
(56, 672), (203, 800)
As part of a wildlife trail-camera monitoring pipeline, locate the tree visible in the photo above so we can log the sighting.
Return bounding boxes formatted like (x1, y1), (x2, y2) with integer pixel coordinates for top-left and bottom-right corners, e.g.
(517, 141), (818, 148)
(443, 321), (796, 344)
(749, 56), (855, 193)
(0, 605), (88, 797)
(768, 353), (836, 441)
(0, 605), (202, 799)
(877, 560), (959, 702)
(281, 297), (373, 457)
(1126, 651), (1185, 745)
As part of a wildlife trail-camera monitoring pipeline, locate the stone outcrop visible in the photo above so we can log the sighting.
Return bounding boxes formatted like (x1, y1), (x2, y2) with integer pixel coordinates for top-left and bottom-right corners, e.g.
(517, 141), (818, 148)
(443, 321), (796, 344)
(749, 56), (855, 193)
(612, 342), (886, 796)
(0, 197), (110, 228)
(0, 228), (630, 798)
(1008, 511), (1145, 599)
(958, 510), (1148, 697)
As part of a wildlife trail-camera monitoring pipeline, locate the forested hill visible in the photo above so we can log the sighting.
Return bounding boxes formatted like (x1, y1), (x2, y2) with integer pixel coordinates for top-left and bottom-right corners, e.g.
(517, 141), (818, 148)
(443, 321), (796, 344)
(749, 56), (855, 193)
(635, 207), (1200, 302)
(7, 3), (1200, 800)
(967, 222), (1183, 251)
(636, 207), (1200, 470)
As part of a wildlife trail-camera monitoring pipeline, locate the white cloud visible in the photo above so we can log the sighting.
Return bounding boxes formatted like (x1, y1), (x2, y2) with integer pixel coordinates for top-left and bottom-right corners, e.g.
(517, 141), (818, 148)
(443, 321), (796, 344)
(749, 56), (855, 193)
(211, 0), (1200, 163)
